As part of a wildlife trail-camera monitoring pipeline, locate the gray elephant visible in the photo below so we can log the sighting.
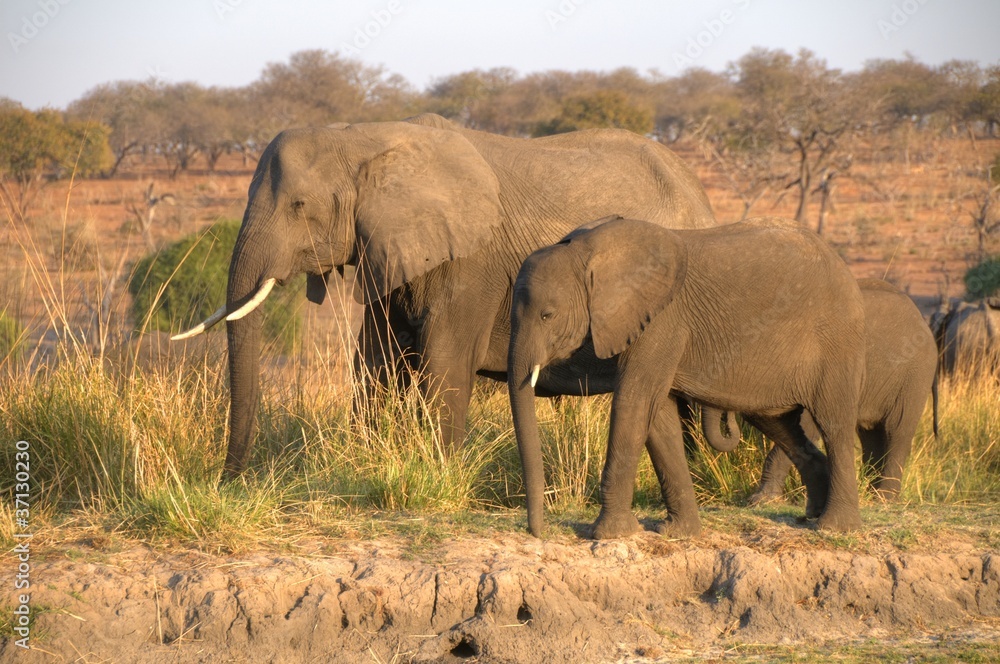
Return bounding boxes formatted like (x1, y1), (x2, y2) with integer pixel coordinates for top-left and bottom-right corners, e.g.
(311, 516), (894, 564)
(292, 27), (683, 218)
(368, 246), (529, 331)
(171, 114), (717, 478)
(509, 217), (866, 539)
(701, 279), (938, 502)
(932, 297), (1000, 378)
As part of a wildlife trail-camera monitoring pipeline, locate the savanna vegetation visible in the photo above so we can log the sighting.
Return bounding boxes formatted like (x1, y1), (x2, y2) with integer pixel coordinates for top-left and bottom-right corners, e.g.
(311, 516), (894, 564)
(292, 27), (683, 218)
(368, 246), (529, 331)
(0, 48), (998, 554)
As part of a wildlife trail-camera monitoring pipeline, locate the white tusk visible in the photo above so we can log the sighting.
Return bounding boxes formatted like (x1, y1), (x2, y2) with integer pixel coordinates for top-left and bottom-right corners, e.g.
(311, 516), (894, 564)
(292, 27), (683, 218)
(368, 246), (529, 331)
(226, 278), (276, 321)
(529, 364), (541, 389)
(170, 303), (228, 340)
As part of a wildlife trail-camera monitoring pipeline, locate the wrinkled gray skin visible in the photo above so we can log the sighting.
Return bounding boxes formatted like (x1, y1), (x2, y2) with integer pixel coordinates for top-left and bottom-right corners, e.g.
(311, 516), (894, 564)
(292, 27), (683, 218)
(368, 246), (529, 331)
(220, 114), (715, 477)
(509, 217), (866, 539)
(702, 279), (939, 501)
(932, 297), (1000, 378)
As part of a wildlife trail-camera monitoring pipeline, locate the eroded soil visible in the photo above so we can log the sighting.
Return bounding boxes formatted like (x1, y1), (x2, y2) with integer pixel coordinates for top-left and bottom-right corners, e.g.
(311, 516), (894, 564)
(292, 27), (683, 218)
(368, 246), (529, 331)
(4, 511), (1000, 663)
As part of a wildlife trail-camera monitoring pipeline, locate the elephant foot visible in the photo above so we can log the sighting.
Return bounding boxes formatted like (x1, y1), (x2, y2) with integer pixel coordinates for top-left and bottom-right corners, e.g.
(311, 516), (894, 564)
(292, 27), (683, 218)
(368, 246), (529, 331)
(747, 488), (784, 507)
(816, 506), (862, 532)
(872, 488), (900, 503)
(871, 480), (901, 502)
(590, 510), (640, 540)
(802, 479), (830, 519)
(804, 493), (825, 520)
(654, 514), (701, 538)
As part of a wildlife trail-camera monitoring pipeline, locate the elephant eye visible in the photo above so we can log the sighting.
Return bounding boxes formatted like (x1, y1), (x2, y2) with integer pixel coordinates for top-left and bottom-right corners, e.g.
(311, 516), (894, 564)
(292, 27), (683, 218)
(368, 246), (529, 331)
(540, 311), (553, 322)
(291, 200), (306, 212)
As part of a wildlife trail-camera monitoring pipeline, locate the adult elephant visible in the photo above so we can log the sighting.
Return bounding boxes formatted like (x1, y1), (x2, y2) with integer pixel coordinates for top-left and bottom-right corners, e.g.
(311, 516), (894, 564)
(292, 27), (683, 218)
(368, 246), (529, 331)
(173, 114), (717, 478)
(701, 279), (939, 501)
(932, 297), (1000, 378)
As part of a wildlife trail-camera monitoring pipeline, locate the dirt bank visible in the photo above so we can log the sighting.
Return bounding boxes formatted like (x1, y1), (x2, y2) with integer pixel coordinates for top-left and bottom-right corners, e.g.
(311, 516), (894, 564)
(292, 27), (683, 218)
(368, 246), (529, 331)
(4, 526), (1000, 663)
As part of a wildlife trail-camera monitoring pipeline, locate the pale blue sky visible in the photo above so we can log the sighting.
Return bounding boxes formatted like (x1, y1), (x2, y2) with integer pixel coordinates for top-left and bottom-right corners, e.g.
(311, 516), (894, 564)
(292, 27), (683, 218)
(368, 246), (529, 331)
(2, 0), (997, 109)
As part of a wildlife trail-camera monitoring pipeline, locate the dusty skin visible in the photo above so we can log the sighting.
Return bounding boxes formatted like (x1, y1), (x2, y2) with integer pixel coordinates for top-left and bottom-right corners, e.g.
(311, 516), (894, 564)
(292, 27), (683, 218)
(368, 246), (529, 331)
(3, 509), (1000, 663)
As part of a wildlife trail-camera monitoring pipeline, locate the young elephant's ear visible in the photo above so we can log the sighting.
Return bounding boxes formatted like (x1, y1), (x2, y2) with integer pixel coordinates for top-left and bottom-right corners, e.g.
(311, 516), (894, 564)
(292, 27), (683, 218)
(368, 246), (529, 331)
(558, 215), (624, 244)
(353, 124), (503, 303)
(584, 219), (688, 359)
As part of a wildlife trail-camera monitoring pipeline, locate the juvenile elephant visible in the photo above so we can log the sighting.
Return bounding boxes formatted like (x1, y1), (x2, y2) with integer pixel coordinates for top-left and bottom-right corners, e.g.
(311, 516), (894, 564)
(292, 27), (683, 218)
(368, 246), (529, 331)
(702, 279), (939, 501)
(172, 114), (717, 478)
(509, 217), (866, 538)
(932, 297), (1000, 378)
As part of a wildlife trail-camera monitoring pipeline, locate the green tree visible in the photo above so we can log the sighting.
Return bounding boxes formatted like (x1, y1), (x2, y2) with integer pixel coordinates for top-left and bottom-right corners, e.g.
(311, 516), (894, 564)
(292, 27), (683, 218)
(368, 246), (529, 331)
(534, 90), (653, 136)
(970, 66), (1000, 137)
(128, 219), (303, 353)
(730, 48), (872, 230)
(965, 256), (1000, 301)
(67, 79), (165, 177)
(0, 101), (111, 222)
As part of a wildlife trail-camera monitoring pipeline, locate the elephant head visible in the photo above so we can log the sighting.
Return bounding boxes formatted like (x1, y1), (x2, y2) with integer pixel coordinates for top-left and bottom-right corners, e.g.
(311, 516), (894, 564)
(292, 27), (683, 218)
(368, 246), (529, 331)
(508, 219), (688, 536)
(172, 121), (504, 478)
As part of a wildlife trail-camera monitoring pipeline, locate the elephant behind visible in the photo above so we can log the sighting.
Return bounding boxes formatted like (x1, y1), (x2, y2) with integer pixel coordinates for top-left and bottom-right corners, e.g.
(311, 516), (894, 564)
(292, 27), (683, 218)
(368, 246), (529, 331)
(704, 279), (938, 502)
(932, 297), (1000, 379)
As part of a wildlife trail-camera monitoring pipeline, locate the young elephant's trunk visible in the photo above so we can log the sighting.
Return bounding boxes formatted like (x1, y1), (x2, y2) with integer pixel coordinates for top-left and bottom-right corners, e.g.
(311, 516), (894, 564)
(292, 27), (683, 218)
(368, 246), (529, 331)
(508, 350), (546, 537)
(701, 407), (741, 453)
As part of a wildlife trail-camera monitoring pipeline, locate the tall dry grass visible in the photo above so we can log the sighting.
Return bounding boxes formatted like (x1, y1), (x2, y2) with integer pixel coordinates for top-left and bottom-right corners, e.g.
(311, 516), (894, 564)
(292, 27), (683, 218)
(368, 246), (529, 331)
(3, 326), (997, 550)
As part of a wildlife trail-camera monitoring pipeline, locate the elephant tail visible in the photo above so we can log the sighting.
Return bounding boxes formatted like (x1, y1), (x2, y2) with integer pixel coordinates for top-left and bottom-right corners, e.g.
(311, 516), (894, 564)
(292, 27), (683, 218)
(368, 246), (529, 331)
(932, 356), (940, 438)
(928, 302), (952, 439)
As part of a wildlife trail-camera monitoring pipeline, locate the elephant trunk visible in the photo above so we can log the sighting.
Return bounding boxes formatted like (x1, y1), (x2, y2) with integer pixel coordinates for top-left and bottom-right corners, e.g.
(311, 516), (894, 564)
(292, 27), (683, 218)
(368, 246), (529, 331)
(222, 235), (274, 479)
(508, 345), (546, 537)
(701, 407), (740, 453)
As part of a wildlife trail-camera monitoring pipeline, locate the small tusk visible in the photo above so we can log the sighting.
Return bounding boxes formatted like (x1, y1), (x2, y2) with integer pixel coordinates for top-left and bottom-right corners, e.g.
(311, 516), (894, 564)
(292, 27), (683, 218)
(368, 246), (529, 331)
(170, 304), (227, 340)
(226, 278), (276, 321)
(529, 364), (541, 389)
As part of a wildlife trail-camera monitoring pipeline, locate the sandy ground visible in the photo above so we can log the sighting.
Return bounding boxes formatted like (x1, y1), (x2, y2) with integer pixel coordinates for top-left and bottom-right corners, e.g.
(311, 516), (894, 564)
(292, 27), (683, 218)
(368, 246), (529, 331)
(3, 515), (1000, 663)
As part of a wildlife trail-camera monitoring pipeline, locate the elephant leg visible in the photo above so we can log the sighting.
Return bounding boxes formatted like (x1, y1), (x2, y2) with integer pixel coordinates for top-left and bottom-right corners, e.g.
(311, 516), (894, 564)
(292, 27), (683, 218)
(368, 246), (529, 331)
(592, 392), (659, 540)
(871, 412), (919, 501)
(810, 402), (863, 532)
(857, 425), (886, 491)
(749, 445), (795, 506)
(645, 398), (701, 537)
(745, 410), (830, 519)
(417, 358), (474, 457)
(353, 296), (415, 427)
(419, 316), (491, 455)
(749, 409), (822, 505)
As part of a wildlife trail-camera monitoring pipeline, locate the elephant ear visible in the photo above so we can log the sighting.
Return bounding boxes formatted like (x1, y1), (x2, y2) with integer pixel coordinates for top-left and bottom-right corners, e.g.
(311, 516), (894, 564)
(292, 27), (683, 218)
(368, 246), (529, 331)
(558, 215), (624, 244)
(584, 220), (688, 359)
(353, 125), (503, 303)
(305, 271), (332, 304)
